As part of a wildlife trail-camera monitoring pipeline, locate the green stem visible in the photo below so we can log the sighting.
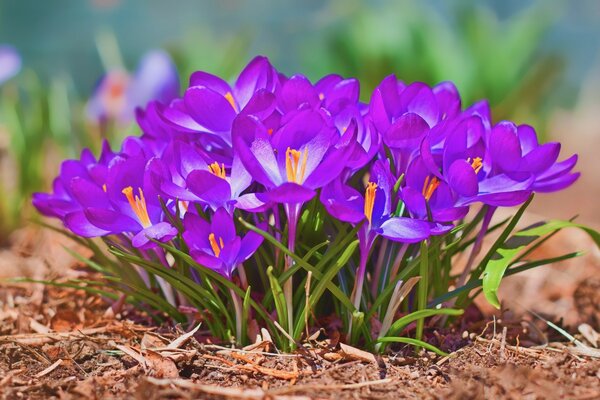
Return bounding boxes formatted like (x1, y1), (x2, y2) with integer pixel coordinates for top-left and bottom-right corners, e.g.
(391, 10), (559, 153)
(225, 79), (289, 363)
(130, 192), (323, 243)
(229, 287), (243, 345)
(415, 241), (429, 351)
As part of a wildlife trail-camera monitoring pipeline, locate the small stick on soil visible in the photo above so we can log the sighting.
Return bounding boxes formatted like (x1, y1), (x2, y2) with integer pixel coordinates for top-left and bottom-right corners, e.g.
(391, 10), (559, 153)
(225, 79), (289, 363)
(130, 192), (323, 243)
(499, 326), (508, 362)
(34, 359), (63, 378)
(269, 378), (393, 395)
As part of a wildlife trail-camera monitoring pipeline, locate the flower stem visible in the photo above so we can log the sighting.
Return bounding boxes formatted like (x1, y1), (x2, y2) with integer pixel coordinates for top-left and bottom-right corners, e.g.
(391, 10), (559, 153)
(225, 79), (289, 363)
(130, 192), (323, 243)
(415, 241), (429, 351)
(229, 287), (243, 345)
(284, 203), (301, 335)
(348, 244), (370, 340)
(456, 206), (496, 289)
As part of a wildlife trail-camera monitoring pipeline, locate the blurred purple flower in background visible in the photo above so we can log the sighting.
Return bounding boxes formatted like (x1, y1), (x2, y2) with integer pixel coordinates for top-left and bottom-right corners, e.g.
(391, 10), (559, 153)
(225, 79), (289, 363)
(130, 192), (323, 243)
(0, 45), (21, 85)
(87, 49), (179, 124)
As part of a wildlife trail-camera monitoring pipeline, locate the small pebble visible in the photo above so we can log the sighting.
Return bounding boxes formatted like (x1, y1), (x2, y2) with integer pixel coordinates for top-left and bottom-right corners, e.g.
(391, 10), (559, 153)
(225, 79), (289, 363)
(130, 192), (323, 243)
(462, 330), (469, 339)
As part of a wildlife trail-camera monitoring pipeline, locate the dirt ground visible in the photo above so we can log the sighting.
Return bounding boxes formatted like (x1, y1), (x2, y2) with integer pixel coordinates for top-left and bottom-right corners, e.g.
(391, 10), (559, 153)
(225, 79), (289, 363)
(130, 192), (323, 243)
(0, 284), (599, 400)
(0, 217), (599, 399)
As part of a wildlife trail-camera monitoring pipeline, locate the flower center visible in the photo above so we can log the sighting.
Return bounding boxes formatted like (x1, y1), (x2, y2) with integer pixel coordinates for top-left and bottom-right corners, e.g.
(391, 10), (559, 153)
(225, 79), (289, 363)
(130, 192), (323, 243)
(422, 176), (440, 201)
(224, 92), (238, 112)
(285, 147), (308, 184)
(364, 182), (378, 225)
(122, 186), (152, 228)
(208, 233), (225, 257)
(208, 162), (226, 179)
(468, 157), (483, 174)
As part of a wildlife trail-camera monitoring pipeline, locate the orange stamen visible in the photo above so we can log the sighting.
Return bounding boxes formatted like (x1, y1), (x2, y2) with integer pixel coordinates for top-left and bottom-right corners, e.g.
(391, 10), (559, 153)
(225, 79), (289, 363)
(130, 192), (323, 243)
(208, 233), (225, 257)
(422, 176), (441, 201)
(285, 147), (308, 184)
(468, 157), (483, 174)
(224, 92), (238, 112)
(102, 184), (107, 192)
(122, 186), (152, 228)
(208, 162), (226, 179)
(364, 182), (378, 225)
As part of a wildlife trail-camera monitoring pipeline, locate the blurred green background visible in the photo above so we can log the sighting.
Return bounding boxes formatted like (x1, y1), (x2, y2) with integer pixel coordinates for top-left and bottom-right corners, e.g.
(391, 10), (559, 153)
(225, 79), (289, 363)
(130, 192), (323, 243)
(1, 0), (600, 238)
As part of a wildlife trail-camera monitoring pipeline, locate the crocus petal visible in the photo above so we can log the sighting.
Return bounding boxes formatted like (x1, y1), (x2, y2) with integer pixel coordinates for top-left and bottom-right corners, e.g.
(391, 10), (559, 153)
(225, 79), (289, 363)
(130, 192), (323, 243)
(401, 82), (439, 127)
(189, 70), (232, 94)
(383, 113), (429, 149)
(519, 142), (560, 173)
(233, 116), (282, 186)
(377, 217), (431, 243)
(84, 207), (141, 233)
(183, 212), (211, 249)
(517, 124), (538, 154)
(257, 182), (315, 204)
(235, 56), (279, 108)
(69, 177), (111, 208)
(183, 86), (236, 132)
(190, 250), (224, 272)
(211, 208), (236, 243)
(235, 193), (270, 212)
(238, 231), (264, 263)
(64, 211), (110, 237)
(279, 75), (320, 112)
(536, 154), (578, 181)
(433, 81), (460, 119)
(532, 172), (580, 193)
(187, 170), (232, 210)
(448, 159), (479, 197)
(132, 222), (177, 248)
(489, 122), (522, 171)
(320, 180), (365, 224)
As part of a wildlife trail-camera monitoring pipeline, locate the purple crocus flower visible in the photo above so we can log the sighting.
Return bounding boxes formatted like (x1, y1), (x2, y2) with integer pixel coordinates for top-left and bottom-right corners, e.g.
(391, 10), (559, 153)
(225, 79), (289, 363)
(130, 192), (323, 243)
(233, 108), (356, 205)
(148, 140), (262, 213)
(182, 209), (263, 279)
(321, 159), (448, 309)
(0, 45), (21, 85)
(321, 160), (442, 245)
(32, 141), (117, 237)
(87, 50), (179, 124)
(369, 75), (461, 175)
(74, 154), (176, 248)
(159, 56), (281, 145)
(488, 122), (579, 192)
(413, 115), (535, 213)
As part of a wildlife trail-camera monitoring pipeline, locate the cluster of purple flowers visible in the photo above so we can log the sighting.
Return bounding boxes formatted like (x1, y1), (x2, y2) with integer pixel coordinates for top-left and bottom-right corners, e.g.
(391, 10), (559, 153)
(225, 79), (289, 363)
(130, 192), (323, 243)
(33, 56), (579, 284)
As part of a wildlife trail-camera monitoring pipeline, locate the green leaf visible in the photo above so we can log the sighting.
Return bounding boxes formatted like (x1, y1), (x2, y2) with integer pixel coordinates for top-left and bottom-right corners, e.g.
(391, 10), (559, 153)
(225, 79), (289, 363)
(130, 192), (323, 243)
(387, 308), (463, 337)
(267, 266), (289, 335)
(238, 218), (355, 310)
(483, 220), (600, 309)
(376, 337), (448, 356)
(293, 239), (359, 339)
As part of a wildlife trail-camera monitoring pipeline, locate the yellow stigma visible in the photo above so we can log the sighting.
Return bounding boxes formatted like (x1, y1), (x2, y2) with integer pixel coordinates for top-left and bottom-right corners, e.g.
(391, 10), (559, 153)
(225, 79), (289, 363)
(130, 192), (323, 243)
(208, 162), (226, 179)
(364, 182), (378, 225)
(224, 91), (238, 112)
(122, 186), (152, 228)
(208, 233), (225, 257)
(318, 93), (325, 101)
(422, 176), (441, 201)
(467, 157), (483, 174)
(285, 147), (308, 184)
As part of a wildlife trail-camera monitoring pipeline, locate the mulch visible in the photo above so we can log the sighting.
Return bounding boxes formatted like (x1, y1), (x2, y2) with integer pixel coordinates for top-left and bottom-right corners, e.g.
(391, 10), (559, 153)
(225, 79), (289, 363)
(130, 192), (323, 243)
(0, 284), (599, 400)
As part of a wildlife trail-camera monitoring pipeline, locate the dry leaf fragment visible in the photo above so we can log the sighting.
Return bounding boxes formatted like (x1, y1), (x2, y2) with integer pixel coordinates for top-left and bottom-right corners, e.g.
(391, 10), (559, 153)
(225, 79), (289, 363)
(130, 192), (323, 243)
(144, 350), (179, 379)
(167, 323), (201, 349)
(339, 343), (377, 363)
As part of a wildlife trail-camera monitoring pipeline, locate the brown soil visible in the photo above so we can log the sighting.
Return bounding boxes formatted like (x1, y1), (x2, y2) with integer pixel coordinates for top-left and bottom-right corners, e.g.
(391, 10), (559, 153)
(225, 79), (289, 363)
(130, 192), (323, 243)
(0, 284), (599, 400)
